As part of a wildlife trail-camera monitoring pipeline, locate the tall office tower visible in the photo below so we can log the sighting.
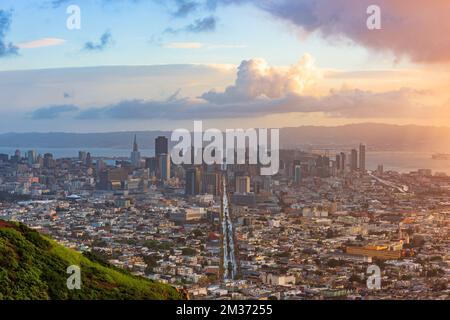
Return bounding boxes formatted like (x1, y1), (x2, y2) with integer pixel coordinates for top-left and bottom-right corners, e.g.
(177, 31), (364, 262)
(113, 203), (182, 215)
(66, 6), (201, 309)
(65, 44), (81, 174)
(86, 152), (93, 167)
(78, 151), (87, 163)
(11, 149), (21, 163)
(335, 154), (341, 172)
(316, 156), (330, 177)
(158, 153), (171, 182)
(235, 175), (251, 194)
(294, 165), (302, 185)
(202, 172), (220, 196)
(155, 136), (168, 157)
(27, 150), (37, 165)
(350, 149), (358, 172)
(145, 157), (158, 177)
(96, 159), (105, 172)
(340, 152), (346, 173)
(131, 135), (141, 168)
(43, 153), (54, 169)
(359, 144), (366, 172)
(186, 167), (202, 195)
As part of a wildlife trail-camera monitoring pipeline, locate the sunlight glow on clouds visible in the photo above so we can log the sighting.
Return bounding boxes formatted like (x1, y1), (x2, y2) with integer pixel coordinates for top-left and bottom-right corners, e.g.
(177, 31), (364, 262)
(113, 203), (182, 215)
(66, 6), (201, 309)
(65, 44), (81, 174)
(17, 38), (66, 49)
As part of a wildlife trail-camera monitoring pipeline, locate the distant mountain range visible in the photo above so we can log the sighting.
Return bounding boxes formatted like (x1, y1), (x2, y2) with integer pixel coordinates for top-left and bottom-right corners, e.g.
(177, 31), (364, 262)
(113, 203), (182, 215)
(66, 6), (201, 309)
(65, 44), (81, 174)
(0, 123), (449, 152)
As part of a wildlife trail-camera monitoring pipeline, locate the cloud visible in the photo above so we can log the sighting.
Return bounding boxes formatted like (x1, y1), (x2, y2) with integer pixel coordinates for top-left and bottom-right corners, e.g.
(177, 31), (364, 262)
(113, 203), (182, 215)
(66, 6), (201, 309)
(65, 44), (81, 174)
(206, 0), (450, 63)
(26, 55), (437, 122)
(21, 54), (442, 121)
(31, 105), (79, 119)
(17, 38), (66, 49)
(186, 16), (217, 32)
(71, 87), (434, 121)
(0, 10), (19, 58)
(44, 0), (450, 63)
(201, 53), (321, 103)
(165, 16), (217, 34)
(84, 31), (113, 52)
(49, 0), (140, 9)
(49, 0), (71, 8)
(163, 42), (204, 49)
(172, 0), (201, 17)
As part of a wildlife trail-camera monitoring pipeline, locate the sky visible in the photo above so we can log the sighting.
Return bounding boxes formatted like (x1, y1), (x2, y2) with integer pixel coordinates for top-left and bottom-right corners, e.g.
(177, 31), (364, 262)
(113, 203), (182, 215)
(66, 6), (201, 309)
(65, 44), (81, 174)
(0, 0), (449, 132)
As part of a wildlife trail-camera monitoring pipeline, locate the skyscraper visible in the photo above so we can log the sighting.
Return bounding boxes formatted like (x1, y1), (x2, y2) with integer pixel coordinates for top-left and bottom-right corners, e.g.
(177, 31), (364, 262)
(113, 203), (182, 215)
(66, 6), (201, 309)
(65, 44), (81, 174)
(350, 149), (358, 172)
(186, 167), (202, 195)
(43, 153), (54, 169)
(158, 153), (171, 182)
(86, 152), (93, 167)
(202, 172), (220, 196)
(294, 165), (302, 185)
(359, 144), (366, 172)
(335, 154), (341, 172)
(27, 150), (37, 166)
(236, 176), (251, 194)
(145, 157), (158, 177)
(155, 136), (168, 157)
(78, 151), (87, 163)
(131, 135), (141, 168)
(340, 152), (346, 173)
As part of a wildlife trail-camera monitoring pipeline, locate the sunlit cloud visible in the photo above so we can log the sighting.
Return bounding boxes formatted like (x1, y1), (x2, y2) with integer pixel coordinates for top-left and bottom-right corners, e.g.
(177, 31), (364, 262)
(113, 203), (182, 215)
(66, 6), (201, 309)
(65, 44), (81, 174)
(17, 38), (66, 49)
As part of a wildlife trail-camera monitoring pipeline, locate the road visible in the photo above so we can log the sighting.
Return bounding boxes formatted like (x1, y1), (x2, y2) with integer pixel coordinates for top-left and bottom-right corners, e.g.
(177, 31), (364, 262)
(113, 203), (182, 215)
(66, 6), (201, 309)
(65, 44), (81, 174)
(221, 178), (238, 280)
(368, 171), (409, 193)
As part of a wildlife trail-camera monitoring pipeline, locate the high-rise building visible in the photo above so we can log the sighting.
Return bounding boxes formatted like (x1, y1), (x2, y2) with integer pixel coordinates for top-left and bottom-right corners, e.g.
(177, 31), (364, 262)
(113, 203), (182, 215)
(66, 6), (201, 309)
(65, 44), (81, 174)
(340, 152), (346, 173)
(294, 165), (302, 185)
(316, 156), (330, 177)
(158, 153), (171, 182)
(202, 172), (221, 196)
(96, 159), (105, 172)
(350, 149), (358, 172)
(27, 150), (37, 165)
(11, 150), (21, 162)
(359, 144), (366, 172)
(155, 136), (168, 157)
(145, 157), (158, 177)
(186, 167), (202, 195)
(236, 175), (251, 194)
(86, 152), (93, 167)
(78, 151), (87, 163)
(335, 154), (341, 172)
(43, 153), (54, 169)
(131, 135), (141, 168)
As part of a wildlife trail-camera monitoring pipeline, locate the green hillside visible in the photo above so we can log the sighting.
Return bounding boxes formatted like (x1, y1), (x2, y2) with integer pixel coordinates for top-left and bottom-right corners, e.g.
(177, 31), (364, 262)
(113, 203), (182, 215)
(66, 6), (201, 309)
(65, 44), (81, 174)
(0, 220), (184, 300)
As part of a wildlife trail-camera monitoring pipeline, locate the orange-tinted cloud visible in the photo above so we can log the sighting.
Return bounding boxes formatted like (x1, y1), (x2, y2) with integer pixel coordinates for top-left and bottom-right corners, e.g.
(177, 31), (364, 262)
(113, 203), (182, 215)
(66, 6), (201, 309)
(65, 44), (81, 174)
(213, 0), (450, 63)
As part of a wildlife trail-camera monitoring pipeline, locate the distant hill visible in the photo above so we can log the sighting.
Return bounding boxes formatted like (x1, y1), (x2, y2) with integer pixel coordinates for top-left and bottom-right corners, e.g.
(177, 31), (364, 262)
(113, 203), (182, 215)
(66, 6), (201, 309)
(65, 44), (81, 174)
(280, 123), (450, 152)
(0, 131), (169, 149)
(0, 123), (449, 152)
(0, 220), (184, 300)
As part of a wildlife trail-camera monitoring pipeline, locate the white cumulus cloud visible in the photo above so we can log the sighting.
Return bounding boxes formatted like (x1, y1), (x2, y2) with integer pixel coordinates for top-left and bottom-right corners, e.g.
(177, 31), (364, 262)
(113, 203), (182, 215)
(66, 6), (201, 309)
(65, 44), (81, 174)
(201, 53), (321, 104)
